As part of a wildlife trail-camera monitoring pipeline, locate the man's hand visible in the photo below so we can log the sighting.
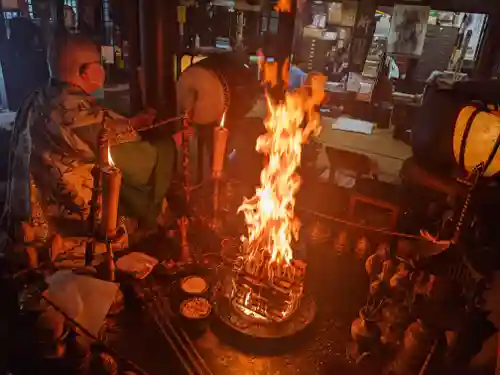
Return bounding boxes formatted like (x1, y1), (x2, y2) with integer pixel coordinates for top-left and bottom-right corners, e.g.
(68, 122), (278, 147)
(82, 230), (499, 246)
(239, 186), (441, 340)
(130, 108), (157, 130)
(173, 127), (195, 147)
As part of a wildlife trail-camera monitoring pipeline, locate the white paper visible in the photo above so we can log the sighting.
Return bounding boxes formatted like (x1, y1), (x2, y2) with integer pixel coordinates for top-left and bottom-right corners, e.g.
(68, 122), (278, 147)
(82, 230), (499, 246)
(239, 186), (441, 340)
(101, 45), (115, 64)
(46, 271), (119, 337)
(332, 117), (374, 135)
(346, 72), (362, 92)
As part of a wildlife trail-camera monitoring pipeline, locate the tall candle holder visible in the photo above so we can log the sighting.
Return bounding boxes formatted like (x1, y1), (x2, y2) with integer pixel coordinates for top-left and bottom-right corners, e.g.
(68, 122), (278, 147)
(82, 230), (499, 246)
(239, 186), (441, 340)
(85, 124), (126, 278)
(211, 112), (228, 231)
(85, 127), (108, 267)
(100, 147), (122, 281)
(101, 156), (122, 239)
(180, 114), (192, 262)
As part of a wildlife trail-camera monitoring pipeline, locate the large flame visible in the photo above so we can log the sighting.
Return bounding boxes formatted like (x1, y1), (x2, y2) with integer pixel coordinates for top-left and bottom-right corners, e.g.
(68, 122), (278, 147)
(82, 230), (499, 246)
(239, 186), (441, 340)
(238, 73), (325, 266)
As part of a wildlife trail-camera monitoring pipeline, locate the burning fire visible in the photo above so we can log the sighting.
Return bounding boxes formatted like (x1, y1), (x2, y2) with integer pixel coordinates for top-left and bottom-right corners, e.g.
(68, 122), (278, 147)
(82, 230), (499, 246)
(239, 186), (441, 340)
(230, 53), (326, 322)
(237, 68), (326, 268)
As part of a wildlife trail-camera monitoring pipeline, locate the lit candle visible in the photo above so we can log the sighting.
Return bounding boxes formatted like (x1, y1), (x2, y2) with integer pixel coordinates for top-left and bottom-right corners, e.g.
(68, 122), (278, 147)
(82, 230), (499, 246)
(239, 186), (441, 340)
(101, 147), (122, 239)
(212, 112), (228, 178)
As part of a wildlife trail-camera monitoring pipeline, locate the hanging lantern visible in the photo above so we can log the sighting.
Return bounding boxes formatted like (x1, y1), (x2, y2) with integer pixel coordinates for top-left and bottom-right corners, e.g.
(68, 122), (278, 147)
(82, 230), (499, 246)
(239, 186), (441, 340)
(453, 104), (500, 177)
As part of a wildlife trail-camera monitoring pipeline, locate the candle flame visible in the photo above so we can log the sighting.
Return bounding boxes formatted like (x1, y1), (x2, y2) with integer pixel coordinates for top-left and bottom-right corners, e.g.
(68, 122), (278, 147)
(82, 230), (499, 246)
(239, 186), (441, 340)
(220, 111), (226, 128)
(108, 145), (115, 167)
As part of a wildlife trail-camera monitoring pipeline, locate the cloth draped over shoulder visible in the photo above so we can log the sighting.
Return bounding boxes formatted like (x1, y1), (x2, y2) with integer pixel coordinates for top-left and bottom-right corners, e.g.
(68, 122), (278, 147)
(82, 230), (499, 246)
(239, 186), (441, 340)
(1, 81), (138, 239)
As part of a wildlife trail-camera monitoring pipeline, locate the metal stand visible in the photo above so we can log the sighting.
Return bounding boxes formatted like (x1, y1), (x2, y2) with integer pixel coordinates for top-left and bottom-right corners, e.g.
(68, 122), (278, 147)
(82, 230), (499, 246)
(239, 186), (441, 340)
(84, 126), (107, 267)
(106, 236), (116, 281)
(211, 177), (223, 232)
(180, 115), (192, 262)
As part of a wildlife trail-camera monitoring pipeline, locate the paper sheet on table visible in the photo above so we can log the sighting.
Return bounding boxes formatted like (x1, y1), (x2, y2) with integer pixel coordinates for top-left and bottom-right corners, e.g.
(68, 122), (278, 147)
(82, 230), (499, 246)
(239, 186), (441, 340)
(331, 117), (375, 135)
(346, 72), (362, 92)
(46, 271), (119, 337)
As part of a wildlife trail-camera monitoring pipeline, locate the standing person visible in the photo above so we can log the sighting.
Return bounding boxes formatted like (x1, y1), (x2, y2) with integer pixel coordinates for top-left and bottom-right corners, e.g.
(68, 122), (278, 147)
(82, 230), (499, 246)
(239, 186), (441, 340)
(0, 17), (50, 111)
(5, 35), (188, 237)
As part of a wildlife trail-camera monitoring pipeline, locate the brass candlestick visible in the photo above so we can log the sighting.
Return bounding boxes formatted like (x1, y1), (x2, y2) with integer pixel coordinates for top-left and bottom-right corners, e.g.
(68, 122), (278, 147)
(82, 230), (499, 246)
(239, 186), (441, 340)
(182, 115), (191, 203)
(212, 113), (228, 179)
(101, 164), (122, 239)
(179, 115), (192, 262)
(100, 146), (122, 281)
(211, 113), (228, 230)
(178, 216), (190, 262)
(85, 127), (109, 266)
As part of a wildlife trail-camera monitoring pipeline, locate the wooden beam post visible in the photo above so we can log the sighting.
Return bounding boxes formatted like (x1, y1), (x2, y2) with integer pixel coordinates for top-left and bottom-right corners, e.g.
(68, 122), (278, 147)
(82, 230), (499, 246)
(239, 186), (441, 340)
(474, 13), (500, 79)
(138, 0), (178, 136)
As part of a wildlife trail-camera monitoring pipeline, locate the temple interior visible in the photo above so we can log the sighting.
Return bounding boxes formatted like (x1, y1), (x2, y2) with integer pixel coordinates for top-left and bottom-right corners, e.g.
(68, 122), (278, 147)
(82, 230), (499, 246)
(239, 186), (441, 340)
(0, 1), (500, 375)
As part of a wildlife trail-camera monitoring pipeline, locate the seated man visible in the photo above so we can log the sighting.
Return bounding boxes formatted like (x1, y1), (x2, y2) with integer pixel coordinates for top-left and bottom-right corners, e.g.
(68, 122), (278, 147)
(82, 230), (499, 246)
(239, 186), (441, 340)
(9, 35), (181, 236)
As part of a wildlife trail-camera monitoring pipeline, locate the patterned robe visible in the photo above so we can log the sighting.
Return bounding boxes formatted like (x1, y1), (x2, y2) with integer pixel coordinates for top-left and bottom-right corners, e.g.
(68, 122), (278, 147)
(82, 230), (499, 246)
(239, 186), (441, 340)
(2, 81), (137, 242)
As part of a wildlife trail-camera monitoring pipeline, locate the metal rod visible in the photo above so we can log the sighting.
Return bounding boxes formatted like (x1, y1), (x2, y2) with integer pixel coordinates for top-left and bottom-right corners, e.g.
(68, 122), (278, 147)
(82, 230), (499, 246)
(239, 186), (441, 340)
(152, 284), (213, 375)
(142, 282), (212, 375)
(418, 339), (439, 375)
(147, 300), (195, 375)
(106, 236), (115, 281)
(149, 297), (205, 375)
(183, 116), (191, 203)
(213, 179), (219, 214)
(135, 115), (185, 133)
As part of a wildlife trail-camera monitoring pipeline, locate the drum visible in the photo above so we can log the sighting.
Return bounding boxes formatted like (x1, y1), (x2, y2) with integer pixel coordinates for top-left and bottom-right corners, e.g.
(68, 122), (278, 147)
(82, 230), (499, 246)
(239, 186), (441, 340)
(176, 52), (261, 126)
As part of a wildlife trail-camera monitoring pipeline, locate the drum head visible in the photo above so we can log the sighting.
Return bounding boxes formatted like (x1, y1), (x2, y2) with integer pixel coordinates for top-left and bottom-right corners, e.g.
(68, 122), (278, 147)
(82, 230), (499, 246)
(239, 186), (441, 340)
(177, 65), (227, 125)
(177, 52), (261, 126)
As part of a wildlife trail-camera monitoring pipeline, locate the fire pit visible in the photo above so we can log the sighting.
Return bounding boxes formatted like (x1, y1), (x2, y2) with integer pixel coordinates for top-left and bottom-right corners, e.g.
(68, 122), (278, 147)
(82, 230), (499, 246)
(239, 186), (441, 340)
(231, 250), (306, 322)
(213, 74), (326, 340)
(213, 252), (316, 339)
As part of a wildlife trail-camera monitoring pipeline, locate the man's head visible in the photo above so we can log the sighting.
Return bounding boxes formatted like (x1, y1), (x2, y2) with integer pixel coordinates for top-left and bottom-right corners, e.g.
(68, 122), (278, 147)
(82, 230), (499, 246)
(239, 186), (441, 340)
(49, 35), (105, 94)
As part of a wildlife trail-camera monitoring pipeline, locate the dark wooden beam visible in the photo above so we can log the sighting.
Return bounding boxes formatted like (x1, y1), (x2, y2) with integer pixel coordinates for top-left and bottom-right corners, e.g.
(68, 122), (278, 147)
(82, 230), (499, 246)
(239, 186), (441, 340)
(77, 0), (104, 42)
(139, 0), (178, 136)
(123, 0), (142, 113)
(474, 10), (500, 78)
(348, 0), (378, 73)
